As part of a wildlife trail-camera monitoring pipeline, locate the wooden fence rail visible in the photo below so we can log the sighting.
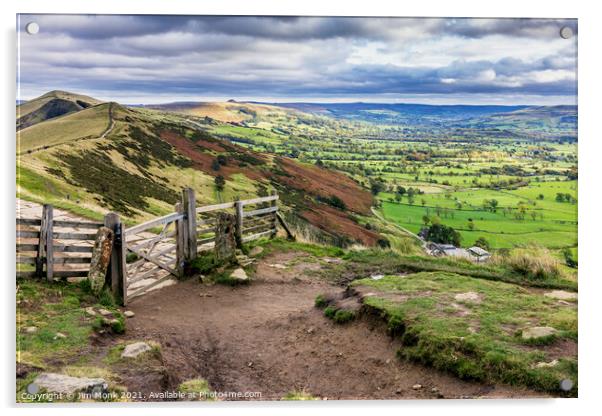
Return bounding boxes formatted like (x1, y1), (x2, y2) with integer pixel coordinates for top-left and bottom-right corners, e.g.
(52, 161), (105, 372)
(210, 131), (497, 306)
(16, 188), (294, 305)
(16, 204), (103, 280)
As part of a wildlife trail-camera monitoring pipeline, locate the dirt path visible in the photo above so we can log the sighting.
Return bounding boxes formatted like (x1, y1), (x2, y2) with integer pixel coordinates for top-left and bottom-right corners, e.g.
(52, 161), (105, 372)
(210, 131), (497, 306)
(121, 251), (544, 401)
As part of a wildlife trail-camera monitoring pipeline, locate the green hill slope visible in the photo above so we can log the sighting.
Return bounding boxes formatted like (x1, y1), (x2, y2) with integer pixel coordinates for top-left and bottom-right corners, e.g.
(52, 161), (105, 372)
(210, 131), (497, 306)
(17, 102), (113, 153)
(17, 90), (103, 130)
(17, 92), (396, 248)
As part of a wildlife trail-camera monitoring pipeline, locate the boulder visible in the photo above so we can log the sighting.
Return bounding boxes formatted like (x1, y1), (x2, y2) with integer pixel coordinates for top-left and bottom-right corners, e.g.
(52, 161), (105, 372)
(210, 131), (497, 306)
(34, 373), (108, 395)
(123, 310), (135, 318)
(98, 308), (112, 317)
(544, 290), (577, 301)
(23, 326), (37, 334)
(536, 359), (559, 368)
(454, 292), (482, 303)
(121, 341), (152, 358)
(412, 384), (422, 390)
(84, 307), (96, 316)
(522, 326), (558, 340)
(249, 246), (264, 257)
(230, 268), (249, 281)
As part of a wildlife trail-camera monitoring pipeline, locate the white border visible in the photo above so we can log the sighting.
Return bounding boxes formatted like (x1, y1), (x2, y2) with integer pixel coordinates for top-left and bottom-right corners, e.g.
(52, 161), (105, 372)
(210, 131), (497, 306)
(2, 1), (601, 415)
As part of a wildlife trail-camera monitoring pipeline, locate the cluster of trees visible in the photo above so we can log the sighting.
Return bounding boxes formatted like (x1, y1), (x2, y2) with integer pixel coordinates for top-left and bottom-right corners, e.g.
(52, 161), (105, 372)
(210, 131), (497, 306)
(556, 193), (577, 203)
(425, 223), (462, 247)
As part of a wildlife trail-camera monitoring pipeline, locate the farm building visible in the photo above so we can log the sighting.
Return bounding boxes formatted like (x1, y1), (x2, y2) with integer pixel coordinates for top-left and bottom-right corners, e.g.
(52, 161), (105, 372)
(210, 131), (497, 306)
(426, 242), (490, 262)
(467, 246), (491, 262)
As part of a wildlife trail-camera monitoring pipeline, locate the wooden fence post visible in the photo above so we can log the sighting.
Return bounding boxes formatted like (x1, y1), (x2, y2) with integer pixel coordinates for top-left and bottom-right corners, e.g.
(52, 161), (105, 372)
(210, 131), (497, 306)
(38, 204), (54, 281)
(182, 188), (197, 261)
(175, 202), (186, 277)
(234, 200), (244, 248)
(104, 212), (126, 303)
(270, 191), (278, 238)
(118, 222), (127, 306)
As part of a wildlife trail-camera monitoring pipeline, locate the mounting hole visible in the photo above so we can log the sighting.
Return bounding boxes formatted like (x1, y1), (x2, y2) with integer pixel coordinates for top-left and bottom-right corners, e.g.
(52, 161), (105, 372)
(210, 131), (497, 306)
(560, 378), (574, 391)
(560, 26), (573, 39)
(25, 22), (39, 35)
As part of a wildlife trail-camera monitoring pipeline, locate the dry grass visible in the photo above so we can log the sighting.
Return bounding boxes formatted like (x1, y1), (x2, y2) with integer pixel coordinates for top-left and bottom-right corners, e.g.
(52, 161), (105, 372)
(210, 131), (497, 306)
(493, 245), (563, 280)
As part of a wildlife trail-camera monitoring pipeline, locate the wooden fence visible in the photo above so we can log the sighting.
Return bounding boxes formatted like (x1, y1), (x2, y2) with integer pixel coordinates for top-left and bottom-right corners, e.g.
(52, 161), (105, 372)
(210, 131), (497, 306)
(16, 188), (293, 305)
(16, 204), (105, 280)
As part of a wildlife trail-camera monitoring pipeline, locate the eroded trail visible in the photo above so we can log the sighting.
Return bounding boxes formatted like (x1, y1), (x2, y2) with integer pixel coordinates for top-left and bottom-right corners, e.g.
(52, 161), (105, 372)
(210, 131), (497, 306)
(123, 251), (544, 400)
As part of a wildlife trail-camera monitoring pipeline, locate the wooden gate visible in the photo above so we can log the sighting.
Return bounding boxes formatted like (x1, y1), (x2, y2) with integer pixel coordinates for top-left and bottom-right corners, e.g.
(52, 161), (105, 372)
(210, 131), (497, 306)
(123, 210), (185, 301)
(17, 188), (293, 305)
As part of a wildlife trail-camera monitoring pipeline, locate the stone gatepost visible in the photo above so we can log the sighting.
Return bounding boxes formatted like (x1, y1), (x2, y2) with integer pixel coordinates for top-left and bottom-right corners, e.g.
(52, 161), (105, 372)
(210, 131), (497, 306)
(214, 212), (237, 263)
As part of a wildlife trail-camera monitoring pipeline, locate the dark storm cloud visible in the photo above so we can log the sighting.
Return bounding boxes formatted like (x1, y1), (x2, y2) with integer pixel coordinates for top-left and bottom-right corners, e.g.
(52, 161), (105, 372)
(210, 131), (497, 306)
(17, 15), (577, 104)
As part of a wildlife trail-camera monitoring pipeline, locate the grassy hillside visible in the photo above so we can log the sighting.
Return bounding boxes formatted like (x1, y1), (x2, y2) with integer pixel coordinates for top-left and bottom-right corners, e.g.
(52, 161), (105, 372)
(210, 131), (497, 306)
(17, 103), (112, 153)
(17, 94), (387, 247)
(17, 90), (103, 130)
(146, 101), (296, 123)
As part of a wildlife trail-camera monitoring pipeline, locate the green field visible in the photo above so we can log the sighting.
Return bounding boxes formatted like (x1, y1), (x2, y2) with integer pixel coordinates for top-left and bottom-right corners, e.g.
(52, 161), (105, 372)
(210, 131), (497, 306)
(379, 181), (577, 249)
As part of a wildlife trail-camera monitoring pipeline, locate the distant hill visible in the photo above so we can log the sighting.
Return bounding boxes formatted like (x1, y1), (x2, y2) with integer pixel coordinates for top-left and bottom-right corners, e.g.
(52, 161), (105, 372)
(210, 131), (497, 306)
(17, 90), (103, 130)
(143, 101), (297, 123)
(268, 101), (578, 140)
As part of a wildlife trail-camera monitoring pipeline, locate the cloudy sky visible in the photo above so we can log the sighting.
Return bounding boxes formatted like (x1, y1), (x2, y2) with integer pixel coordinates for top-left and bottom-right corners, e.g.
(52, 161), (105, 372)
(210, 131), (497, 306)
(17, 15), (577, 105)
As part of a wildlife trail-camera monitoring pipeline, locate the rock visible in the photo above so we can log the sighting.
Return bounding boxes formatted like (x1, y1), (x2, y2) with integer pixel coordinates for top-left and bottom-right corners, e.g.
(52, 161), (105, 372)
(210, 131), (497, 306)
(87, 227), (114, 296)
(23, 326), (37, 334)
(544, 290), (577, 301)
(53, 332), (67, 340)
(522, 326), (558, 340)
(249, 246), (264, 257)
(431, 387), (439, 393)
(84, 307), (96, 317)
(34, 373), (108, 395)
(268, 263), (287, 269)
(123, 310), (135, 318)
(230, 268), (249, 281)
(215, 212), (237, 262)
(370, 274), (384, 280)
(395, 388), (402, 394)
(121, 342), (152, 358)
(98, 308), (112, 317)
(323, 257), (342, 264)
(247, 361), (253, 367)
(454, 292), (482, 303)
(536, 359), (559, 368)
(412, 384), (422, 390)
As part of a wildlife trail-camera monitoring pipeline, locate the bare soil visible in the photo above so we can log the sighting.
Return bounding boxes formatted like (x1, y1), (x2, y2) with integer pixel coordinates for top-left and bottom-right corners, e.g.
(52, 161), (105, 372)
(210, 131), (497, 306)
(119, 251), (545, 401)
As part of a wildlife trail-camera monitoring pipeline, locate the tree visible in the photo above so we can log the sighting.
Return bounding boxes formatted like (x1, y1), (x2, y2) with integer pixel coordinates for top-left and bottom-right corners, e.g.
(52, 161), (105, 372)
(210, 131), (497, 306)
(426, 224), (462, 246)
(214, 175), (225, 191)
(217, 154), (228, 166)
(474, 237), (490, 251)
(211, 158), (221, 171)
(467, 219), (475, 231)
(370, 179), (386, 196)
